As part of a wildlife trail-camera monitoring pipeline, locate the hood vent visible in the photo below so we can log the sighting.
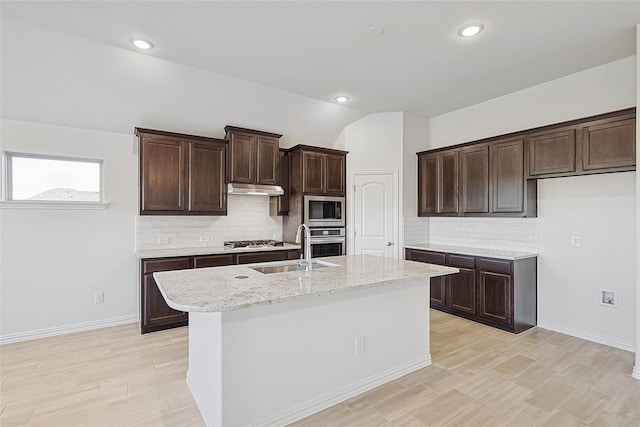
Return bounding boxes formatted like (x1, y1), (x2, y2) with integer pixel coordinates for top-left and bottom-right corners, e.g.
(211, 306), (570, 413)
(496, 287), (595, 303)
(227, 183), (284, 196)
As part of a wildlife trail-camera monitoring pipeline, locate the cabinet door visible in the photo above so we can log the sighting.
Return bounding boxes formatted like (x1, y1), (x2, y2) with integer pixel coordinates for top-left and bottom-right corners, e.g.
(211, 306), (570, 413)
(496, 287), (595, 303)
(256, 136), (279, 185)
(302, 151), (325, 193)
(418, 153), (438, 216)
(439, 150), (459, 214)
(491, 139), (524, 213)
(527, 129), (576, 177)
(273, 150), (290, 215)
(325, 154), (346, 195)
(141, 275), (188, 333)
(140, 135), (185, 214)
(461, 145), (489, 214)
(405, 249), (447, 308)
(447, 255), (476, 315)
(582, 117), (636, 171)
(187, 141), (227, 215)
(478, 259), (513, 327)
(228, 133), (255, 184)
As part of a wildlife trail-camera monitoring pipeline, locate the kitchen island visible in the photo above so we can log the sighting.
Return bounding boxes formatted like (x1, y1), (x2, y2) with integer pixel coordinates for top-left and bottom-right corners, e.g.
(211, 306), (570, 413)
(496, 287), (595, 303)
(154, 254), (457, 427)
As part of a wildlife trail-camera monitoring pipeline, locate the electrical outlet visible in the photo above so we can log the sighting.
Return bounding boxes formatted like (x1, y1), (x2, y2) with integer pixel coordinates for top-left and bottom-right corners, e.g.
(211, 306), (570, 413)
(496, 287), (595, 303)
(199, 236), (210, 242)
(158, 237), (170, 245)
(571, 236), (581, 247)
(601, 289), (617, 308)
(355, 336), (365, 354)
(94, 292), (104, 304)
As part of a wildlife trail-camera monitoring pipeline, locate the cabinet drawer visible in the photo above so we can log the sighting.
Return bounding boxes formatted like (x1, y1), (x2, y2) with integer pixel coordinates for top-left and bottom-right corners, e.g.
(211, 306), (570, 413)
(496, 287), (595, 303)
(194, 254), (234, 268)
(236, 251), (287, 265)
(406, 249), (446, 265)
(448, 255), (476, 269)
(478, 258), (512, 275)
(142, 257), (192, 274)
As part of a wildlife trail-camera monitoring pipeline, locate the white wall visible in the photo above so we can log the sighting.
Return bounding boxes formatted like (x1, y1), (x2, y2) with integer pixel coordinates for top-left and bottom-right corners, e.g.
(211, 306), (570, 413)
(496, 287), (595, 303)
(537, 173), (636, 350)
(429, 56), (636, 147)
(339, 112), (404, 256)
(425, 56), (637, 352)
(1, 18), (364, 148)
(0, 120), (138, 342)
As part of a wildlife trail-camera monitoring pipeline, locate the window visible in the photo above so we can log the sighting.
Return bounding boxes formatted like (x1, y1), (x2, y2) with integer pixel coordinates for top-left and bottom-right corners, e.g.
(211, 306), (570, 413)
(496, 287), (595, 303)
(4, 152), (103, 204)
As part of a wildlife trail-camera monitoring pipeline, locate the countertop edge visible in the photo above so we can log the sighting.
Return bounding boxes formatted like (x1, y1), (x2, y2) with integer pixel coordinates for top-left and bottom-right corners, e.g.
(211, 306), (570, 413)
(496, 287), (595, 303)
(154, 256), (458, 313)
(404, 243), (538, 260)
(137, 243), (301, 259)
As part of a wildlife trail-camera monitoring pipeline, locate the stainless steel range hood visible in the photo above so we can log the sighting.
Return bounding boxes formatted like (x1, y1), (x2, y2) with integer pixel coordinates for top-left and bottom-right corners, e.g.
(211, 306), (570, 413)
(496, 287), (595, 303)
(227, 183), (284, 196)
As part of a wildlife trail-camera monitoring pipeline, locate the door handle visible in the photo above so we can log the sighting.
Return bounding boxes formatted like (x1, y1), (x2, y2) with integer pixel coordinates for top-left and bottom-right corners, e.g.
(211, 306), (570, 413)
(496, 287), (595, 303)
(387, 242), (394, 246)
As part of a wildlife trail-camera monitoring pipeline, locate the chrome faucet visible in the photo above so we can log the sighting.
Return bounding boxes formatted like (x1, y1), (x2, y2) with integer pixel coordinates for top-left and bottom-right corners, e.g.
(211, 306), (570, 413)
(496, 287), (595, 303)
(295, 223), (312, 271)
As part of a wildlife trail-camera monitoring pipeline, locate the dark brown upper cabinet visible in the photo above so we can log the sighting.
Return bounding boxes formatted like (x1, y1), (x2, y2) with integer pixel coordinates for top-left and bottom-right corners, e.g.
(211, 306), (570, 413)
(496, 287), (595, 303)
(490, 138), (527, 214)
(418, 149), (459, 216)
(419, 140), (534, 218)
(527, 129), (576, 177)
(525, 109), (635, 179)
(224, 126), (281, 185)
(581, 115), (635, 172)
(270, 148), (290, 216)
(294, 146), (346, 196)
(461, 145), (489, 214)
(137, 128), (227, 216)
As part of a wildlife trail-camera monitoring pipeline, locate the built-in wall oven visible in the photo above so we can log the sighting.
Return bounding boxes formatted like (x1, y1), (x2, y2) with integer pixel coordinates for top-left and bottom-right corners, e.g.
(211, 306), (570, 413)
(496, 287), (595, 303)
(309, 228), (345, 258)
(304, 195), (345, 228)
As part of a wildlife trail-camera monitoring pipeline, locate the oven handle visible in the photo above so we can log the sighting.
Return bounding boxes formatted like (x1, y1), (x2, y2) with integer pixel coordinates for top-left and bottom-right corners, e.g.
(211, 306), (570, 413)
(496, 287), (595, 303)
(309, 238), (346, 244)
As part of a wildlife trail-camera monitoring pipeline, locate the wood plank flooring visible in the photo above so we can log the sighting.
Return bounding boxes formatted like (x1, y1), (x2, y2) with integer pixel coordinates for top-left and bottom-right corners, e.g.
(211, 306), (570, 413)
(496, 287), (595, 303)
(1, 310), (638, 426)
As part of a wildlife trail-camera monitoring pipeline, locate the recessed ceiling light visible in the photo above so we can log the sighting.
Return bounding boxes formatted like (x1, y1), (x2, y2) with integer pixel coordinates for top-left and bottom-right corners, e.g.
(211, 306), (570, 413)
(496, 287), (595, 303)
(458, 23), (484, 38)
(334, 96), (350, 103)
(129, 37), (154, 50)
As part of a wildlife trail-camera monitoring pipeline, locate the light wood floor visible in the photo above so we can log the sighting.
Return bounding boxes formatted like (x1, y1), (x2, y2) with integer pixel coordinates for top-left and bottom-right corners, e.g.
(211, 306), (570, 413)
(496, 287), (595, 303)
(1, 311), (638, 426)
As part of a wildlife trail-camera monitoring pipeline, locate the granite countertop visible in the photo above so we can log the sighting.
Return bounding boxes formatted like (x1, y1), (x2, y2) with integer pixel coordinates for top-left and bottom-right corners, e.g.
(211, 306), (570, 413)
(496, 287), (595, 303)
(404, 243), (537, 260)
(153, 254), (458, 313)
(136, 243), (301, 259)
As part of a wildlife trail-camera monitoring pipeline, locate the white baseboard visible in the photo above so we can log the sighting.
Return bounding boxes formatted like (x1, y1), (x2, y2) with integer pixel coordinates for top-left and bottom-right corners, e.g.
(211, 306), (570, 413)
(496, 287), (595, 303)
(632, 366), (640, 381)
(0, 315), (139, 345)
(536, 320), (635, 352)
(252, 356), (432, 427)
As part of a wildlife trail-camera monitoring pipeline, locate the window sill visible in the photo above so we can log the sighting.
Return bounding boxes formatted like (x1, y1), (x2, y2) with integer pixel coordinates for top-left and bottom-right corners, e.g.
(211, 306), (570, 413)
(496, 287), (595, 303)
(0, 201), (109, 210)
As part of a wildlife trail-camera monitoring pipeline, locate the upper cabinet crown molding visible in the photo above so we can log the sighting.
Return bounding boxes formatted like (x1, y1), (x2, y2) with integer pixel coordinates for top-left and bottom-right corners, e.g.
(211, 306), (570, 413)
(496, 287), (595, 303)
(224, 126), (282, 185)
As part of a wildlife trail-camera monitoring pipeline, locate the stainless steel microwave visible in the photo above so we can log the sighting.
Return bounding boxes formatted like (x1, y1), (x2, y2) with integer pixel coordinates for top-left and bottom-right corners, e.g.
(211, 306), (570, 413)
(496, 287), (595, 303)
(304, 195), (345, 227)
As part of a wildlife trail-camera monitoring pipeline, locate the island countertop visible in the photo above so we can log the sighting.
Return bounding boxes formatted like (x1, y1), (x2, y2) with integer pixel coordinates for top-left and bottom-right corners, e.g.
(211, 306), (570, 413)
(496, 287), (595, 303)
(153, 254), (458, 313)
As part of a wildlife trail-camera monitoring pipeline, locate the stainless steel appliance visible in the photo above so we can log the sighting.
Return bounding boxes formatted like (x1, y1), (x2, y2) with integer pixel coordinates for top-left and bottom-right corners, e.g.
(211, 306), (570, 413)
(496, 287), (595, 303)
(304, 195), (345, 227)
(309, 228), (345, 258)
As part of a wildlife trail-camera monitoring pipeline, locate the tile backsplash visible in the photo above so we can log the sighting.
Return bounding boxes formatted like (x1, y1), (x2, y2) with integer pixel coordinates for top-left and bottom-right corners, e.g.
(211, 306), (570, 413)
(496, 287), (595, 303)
(404, 216), (538, 252)
(136, 195), (283, 250)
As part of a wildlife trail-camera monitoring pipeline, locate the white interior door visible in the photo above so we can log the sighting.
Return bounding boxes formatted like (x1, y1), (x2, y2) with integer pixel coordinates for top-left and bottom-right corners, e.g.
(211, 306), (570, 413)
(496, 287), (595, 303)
(353, 172), (398, 258)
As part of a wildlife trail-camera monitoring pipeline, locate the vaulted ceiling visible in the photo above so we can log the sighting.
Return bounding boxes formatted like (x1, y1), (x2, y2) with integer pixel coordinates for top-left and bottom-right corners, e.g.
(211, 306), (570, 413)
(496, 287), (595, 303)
(1, 1), (638, 145)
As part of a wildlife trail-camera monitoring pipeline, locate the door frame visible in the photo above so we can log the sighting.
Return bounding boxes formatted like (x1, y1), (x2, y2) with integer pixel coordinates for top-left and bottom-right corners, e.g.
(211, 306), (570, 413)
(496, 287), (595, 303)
(349, 170), (400, 259)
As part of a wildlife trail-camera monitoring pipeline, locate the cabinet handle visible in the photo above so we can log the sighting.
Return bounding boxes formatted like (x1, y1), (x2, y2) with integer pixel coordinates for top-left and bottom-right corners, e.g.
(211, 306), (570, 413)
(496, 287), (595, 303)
(387, 242), (394, 246)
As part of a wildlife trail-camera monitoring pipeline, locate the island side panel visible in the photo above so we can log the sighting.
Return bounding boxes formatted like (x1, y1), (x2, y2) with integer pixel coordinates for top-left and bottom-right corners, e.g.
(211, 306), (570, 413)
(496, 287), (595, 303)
(187, 277), (431, 427)
(186, 312), (223, 427)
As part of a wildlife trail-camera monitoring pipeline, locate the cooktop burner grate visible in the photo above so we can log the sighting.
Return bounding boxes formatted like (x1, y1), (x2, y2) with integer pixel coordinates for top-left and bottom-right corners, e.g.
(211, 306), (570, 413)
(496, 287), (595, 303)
(223, 240), (284, 249)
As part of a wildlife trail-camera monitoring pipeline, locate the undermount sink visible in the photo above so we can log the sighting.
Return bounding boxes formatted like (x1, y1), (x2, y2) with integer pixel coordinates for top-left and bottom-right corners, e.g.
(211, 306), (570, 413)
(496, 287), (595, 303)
(250, 260), (338, 274)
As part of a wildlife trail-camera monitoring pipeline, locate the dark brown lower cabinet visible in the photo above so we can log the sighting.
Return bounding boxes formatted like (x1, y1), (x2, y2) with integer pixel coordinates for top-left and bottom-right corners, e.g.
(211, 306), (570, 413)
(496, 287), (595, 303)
(447, 255), (476, 316)
(405, 248), (536, 333)
(141, 257), (192, 334)
(140, 249), (300, 333)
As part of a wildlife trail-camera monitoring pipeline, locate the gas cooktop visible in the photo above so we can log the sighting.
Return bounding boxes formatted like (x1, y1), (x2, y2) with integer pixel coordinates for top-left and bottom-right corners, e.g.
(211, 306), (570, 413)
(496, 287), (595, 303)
(223, 240), (284, 249)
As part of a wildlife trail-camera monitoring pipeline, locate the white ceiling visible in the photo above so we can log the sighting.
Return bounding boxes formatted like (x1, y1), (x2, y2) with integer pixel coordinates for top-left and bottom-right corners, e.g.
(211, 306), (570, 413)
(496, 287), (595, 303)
(3, 1), (639, 119)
